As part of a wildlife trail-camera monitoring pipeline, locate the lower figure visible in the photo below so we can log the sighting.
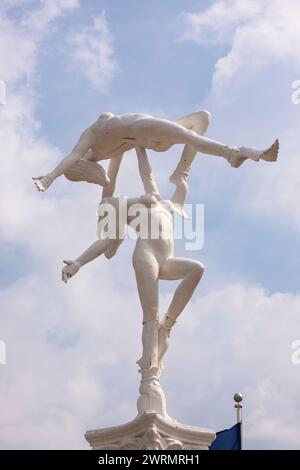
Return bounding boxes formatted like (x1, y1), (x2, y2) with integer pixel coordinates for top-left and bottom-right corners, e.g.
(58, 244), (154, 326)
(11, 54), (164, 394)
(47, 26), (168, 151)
(133, 239), (204, 375)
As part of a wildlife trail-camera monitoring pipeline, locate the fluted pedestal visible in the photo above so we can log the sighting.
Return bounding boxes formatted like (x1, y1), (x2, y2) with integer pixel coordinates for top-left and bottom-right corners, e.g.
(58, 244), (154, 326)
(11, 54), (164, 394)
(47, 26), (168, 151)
(86, 358), (215, 450)
(85, 411), (215, 450)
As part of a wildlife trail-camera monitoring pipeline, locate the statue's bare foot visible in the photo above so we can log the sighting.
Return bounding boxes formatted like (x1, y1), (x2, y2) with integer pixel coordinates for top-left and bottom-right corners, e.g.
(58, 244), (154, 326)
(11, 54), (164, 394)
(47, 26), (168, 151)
(229, 139), (279, 168)
(32, 174), (53, 192)
(260, 139), (279, 162)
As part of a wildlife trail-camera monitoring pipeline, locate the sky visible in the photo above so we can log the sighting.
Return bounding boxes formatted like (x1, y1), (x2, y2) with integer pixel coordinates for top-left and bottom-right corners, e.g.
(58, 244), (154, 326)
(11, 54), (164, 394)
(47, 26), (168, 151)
(0, 0), (300, 450)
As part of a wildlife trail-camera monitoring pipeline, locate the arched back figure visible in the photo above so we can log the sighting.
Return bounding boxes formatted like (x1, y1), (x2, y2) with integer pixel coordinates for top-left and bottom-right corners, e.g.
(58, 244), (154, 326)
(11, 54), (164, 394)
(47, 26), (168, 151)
(33, 111), (279, 194)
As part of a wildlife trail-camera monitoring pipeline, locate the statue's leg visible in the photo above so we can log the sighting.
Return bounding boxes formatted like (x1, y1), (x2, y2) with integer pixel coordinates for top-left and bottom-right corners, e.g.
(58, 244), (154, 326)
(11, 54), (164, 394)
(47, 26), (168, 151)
(132, 117), (278, 167)
(158, 257), (204, 365)
(170, 111), (211, 205)
(170, 111), (211, 185)
(133, 250), (160, 372)
(64, 151), (110, 186)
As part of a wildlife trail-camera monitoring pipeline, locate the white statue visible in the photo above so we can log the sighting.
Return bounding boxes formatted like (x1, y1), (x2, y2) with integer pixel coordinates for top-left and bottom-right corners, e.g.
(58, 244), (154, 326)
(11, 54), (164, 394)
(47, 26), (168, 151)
(33, 111), (279, 195)
(58, 110), (279, 417)
(61, 148), (204, 416)
(60, 112), (213, 415)
(35, 110), (279, 445)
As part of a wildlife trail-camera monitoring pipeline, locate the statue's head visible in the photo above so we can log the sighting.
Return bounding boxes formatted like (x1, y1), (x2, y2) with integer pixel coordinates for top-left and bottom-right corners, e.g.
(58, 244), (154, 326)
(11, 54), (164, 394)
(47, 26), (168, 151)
(99, 112), (114, 119)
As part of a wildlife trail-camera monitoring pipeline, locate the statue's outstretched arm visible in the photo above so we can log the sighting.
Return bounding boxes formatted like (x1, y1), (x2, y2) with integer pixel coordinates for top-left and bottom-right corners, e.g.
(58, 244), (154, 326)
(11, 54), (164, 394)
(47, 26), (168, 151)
(170, 177), (188, 208)
(62, 238), (111, 283)
(135, 146), (161, 199)
(169, 170), (189, 219)
(33, 128), (95, 192)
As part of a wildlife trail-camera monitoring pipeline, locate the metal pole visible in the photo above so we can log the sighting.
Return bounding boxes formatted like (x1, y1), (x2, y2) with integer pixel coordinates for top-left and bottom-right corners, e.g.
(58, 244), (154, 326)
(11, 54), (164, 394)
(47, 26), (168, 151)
(234, 393), (243, 449)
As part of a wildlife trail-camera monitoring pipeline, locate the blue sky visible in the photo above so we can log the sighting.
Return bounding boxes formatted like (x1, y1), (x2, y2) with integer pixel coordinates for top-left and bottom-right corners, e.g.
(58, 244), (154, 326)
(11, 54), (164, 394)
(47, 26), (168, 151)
(1, 0), (300, 450)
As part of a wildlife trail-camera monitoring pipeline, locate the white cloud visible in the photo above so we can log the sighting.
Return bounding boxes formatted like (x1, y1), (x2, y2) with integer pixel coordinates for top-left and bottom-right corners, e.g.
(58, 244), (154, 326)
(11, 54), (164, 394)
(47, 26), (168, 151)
(235, 133), (300, 234)
(181, 0), (300, 239)
(0, 1), (80, 83)
(21, 0), (80, 32)
(0, 1), (140, 450)
(69, 11), (119, 92)
(2, 265), (300, 448)
(164, 283), (300, 449)
(182, 0), (263, 45)
(0, 15), (36, 83)
(177, 2), (300, 448)
(182, 0), (300, 93)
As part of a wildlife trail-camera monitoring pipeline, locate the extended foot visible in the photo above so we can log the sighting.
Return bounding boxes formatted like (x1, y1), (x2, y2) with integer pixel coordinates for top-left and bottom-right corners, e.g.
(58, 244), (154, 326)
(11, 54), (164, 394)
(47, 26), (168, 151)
(229, 139), (279, 168)
(260, 139), (279, 162)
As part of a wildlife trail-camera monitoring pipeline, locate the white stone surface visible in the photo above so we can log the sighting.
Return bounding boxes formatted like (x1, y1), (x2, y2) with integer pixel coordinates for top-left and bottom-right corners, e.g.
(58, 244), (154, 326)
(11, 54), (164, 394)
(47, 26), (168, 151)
(85, 412), (216, 450)
(33, 111), (279, 192)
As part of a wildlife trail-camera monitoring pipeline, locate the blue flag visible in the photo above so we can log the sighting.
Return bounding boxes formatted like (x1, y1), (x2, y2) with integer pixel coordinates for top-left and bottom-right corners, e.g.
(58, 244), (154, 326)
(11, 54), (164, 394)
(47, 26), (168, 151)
(209, 423), (241, 450)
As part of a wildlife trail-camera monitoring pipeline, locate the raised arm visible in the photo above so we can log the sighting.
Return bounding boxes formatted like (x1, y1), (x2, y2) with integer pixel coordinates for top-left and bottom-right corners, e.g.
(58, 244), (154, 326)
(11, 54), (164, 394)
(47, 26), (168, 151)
(135, 146), (161, 199)
(136, 145), (188, 217)
(102, 154), (124, 199)
(170, 175), (188, 206)
(33, 128), (95, 192)
(62, 238), (110, 283)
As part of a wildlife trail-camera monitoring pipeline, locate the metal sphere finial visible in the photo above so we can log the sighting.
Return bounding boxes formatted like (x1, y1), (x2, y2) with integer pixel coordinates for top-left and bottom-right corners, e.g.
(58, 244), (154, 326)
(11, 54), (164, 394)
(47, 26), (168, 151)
(234, 392), (243, 403)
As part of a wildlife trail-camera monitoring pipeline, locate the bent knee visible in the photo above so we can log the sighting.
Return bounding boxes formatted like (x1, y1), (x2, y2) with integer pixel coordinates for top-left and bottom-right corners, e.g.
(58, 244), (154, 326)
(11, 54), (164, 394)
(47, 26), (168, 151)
(191, 261), (205, 279)
(197, 110), (211, 123)
(192, 110), (211, 134)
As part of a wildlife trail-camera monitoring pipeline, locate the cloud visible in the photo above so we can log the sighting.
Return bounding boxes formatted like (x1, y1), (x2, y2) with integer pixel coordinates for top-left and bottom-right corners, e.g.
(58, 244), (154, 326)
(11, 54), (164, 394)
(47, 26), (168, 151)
(22, 0), (80, 30)
(0, 14), (36, 83)
(164, 283), (300, 449)
(0, 1), (139, 449)
(182, 0), (300, 93)
(177, 2), (300, 448)
(0, 1), (79, 84)
(2, 266), (300, 448)
(182, 0), (263, 45)
(68, 11), (119, 92)
(180, 0), (300, 239)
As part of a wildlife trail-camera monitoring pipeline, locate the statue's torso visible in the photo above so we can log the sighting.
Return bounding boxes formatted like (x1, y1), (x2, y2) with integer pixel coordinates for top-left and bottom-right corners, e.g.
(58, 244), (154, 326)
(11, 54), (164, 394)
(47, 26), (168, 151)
(131, 200), (175, 262)
(89, 113), (174, 158)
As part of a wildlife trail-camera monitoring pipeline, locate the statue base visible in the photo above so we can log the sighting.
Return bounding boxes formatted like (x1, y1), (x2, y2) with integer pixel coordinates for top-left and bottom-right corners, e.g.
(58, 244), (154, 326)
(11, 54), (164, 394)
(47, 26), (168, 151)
(85, 412), (216, 450)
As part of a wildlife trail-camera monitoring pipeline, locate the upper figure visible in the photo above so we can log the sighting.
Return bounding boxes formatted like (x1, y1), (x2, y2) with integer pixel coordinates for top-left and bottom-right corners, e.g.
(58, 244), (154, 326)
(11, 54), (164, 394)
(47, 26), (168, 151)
(33, 111), (279, 196)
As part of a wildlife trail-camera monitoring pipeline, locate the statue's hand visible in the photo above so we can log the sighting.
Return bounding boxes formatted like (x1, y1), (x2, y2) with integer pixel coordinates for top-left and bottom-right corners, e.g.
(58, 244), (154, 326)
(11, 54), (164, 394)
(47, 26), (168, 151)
(62, 260), (81, 283)
(32, 174), (54, 192)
